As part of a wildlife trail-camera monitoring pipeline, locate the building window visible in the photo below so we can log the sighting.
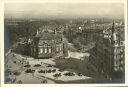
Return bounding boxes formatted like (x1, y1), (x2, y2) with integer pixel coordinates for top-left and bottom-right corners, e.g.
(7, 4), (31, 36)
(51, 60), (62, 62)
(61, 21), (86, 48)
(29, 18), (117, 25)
(117, 66), (119, 71)
(121, 55), (123, 58)
(120, 67), (123, 71)
(114, 56), (117, 60)
(116, 55), (119, 60)
(120, 41), (124, 45)
(49, 48), (51, 53)
(45, 48), (47, 53)
(121, 60), (123, 65)
(40, 49), (43, 54)
(114, 67), (118, 71)
(44, 48), (47, 53)
(56, 47), (59, 52)
(60, 51), (63, 55)
(60, 46), (62, 51)
(116, 49), (119, 54)
(34, 48), (36, 52)
(120, 48), (124, 52)
(114, 60), (118, 66)
(114, 49), (117, 53)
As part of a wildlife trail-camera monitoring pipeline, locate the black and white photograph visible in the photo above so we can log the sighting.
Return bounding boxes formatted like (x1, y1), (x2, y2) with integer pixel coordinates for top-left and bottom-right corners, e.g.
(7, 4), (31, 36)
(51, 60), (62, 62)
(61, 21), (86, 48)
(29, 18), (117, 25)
(2, 0), (127, 85)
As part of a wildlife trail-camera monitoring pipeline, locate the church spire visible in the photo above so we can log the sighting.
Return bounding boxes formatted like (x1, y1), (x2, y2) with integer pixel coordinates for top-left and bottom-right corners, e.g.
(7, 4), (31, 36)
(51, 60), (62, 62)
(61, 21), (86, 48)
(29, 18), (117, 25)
(111, 20), (117, 45)
(111, 20), (115, 35)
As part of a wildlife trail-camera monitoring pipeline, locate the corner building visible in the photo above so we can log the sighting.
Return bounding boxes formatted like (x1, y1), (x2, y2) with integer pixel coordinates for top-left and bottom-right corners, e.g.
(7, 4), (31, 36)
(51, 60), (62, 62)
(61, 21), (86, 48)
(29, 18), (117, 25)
(89, 21), (125, 81)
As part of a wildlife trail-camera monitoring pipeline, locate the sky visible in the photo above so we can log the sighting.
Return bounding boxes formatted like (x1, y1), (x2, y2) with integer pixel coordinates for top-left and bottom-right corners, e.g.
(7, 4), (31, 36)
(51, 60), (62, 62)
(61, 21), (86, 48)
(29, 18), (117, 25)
(4, 2), (124, 19)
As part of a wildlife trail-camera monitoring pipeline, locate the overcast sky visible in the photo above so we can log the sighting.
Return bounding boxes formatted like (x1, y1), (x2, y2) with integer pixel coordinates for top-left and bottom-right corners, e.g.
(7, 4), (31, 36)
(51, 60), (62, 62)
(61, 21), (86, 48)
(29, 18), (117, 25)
(5, 3), (124, 19)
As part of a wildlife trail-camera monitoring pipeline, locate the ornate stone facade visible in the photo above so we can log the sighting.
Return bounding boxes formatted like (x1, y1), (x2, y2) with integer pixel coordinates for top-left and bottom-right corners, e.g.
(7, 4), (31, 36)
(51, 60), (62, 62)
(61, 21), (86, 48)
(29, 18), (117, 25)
(30, 29), (68, 59)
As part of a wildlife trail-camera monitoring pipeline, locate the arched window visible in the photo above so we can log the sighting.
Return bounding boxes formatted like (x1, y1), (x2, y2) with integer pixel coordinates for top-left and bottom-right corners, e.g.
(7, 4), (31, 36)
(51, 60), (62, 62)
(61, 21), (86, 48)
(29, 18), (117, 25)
(56, 47), (59, 52)
(60, 46), (61, 51)
(44, 48), (47, 53)
(40, 49), (43, 54)
(49, 48), (51, 53)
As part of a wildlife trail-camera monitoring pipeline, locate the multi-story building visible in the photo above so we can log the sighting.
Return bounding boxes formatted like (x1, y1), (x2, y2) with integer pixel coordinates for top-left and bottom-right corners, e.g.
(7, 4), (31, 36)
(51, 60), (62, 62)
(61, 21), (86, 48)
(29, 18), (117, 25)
(30, 29), (68, 59)
(89, 21), (125, 81)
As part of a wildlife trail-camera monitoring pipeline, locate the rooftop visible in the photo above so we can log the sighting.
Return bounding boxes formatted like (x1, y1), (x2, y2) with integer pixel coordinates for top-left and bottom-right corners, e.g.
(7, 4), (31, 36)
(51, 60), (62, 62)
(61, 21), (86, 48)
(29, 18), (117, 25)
(35, 31), (63, 40)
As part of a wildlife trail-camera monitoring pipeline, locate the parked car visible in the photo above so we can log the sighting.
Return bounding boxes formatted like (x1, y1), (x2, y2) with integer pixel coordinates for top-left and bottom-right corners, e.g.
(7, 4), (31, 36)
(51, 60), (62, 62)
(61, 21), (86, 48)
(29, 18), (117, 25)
(63, 72), (75, 76)
(41, 79), (47, 83)
(51, 69), (56, 73)
(77, 73), (83, 76)
(34, 64), (41, 67)
(13, 71), (21, 76)
(25, 69), (35, 73)
(53, 73), (61, 78)
(47, 69), (52, 73)
(38, 70), (45, 73)
(47, 64), (53, 67)
(24, 64), (31, 68)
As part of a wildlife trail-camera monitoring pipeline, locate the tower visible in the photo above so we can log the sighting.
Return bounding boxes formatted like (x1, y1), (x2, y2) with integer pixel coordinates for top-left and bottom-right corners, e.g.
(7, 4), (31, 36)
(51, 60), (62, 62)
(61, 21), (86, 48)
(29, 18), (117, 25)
(110, 20), (124, 80)
(110, 21), (118, 79)
(111, 21), (117, 44)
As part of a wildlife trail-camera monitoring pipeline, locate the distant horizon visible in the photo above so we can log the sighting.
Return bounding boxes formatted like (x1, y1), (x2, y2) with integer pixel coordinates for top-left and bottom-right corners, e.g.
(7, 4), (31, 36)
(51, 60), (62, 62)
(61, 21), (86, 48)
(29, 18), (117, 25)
(4, 16), (124, 20)
(5, 3), (124, 19)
